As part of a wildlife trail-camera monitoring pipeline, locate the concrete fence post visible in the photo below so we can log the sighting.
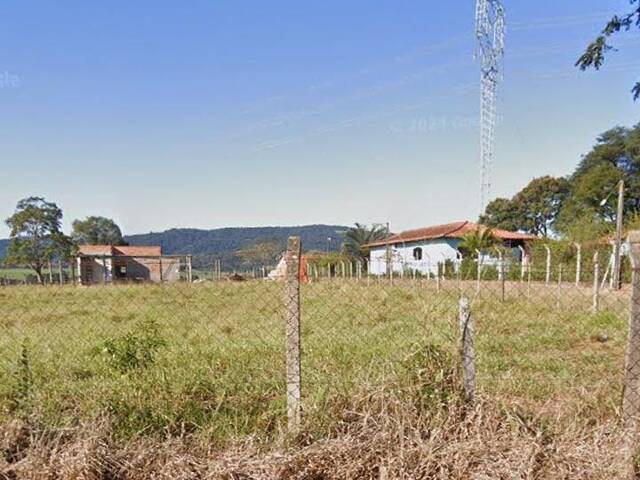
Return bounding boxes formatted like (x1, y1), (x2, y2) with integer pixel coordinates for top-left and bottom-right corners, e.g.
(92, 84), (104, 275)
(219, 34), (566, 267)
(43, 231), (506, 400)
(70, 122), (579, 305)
(518, 246), (526, 282)
(284, 236), (302, 431)
(544, 244), (551, 285)
(57, 260), (64, 285)
(593, 252), (600, 314)
(575, 243), (582, 286)
(556, 264), (563, 309)
(187, 255), (193, 283)
(623, 231), (640, 478)
(101, 256), (107, 285)
(459, 296), (475, 404)
(500, 251), (506, 302)
(475, 249), (482, 294)
(70, 257), (77, 285)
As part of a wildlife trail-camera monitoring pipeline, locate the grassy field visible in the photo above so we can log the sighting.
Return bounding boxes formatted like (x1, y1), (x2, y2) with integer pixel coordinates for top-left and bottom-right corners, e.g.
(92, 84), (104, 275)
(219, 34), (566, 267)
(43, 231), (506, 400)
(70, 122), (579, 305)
(0, 278), (632, 477)
(0, 278), (628, 433)
(0, 268), (36, 282)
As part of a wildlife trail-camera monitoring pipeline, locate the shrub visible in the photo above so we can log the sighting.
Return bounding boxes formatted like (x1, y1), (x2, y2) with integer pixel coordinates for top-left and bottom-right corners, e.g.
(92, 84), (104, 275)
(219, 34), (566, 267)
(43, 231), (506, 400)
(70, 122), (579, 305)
(98, 319), (166, 373)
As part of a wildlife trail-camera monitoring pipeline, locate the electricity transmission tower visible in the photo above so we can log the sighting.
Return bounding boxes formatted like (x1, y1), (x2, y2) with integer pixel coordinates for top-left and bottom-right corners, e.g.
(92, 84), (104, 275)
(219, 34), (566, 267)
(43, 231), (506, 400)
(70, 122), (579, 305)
(475, 0), (505, 213)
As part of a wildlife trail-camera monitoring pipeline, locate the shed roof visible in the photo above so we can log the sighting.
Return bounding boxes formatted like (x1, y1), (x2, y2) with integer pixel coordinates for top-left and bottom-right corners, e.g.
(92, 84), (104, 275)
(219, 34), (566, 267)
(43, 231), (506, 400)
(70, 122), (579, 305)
(364, 221), (538, 248)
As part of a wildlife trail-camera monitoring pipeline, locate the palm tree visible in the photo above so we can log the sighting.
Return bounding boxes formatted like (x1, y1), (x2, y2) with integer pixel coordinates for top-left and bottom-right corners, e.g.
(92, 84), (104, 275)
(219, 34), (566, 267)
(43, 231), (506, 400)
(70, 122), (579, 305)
(458, 228), (500, 258)
(343, 223), (389, 260)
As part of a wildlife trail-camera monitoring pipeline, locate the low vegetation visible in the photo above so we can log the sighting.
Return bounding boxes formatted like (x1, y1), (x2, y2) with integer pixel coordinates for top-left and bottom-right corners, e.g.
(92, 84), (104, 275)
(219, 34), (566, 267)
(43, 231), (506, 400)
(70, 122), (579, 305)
(0, 278), (631, 477)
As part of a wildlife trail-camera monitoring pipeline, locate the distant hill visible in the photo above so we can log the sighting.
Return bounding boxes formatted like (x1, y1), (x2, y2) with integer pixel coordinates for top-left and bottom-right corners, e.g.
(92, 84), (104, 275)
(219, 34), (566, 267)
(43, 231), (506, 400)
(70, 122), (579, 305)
(125, 224), (347, 271)
(0, 224), (349, 272)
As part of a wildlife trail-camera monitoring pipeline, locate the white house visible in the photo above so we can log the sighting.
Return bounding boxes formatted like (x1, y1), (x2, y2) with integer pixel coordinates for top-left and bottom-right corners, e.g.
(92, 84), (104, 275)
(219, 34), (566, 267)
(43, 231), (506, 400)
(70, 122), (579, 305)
(364, 220), (537, 276)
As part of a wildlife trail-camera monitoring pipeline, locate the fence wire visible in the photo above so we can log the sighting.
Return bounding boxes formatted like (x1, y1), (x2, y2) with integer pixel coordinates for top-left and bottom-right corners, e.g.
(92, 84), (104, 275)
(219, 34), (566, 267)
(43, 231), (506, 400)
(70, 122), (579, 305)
(0, 242), (639, 473)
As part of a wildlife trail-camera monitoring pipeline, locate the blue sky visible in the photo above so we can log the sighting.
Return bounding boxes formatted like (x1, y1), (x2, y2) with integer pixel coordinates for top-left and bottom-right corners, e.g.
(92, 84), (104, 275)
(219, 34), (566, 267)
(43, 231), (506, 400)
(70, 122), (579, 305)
(0, 1), (638, 237)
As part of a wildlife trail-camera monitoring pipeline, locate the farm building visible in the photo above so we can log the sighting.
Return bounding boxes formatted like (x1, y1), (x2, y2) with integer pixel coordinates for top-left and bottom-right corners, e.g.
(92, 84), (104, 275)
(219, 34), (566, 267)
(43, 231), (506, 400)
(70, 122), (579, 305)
(73, 245), (189, 285)
(365, 221), (537, 276)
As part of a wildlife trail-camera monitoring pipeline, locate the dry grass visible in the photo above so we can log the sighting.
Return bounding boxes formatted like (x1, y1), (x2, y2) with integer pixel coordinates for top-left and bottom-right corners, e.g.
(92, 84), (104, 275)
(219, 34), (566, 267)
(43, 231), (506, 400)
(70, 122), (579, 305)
(0, 396), (628, 479)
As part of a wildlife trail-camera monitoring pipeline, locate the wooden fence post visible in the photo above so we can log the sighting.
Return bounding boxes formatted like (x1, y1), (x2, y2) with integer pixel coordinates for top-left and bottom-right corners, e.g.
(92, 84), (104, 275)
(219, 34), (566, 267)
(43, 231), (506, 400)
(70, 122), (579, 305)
(284, 236), (302, 431)
(623, 231), (640, 478)
(459, 296), (475, 403)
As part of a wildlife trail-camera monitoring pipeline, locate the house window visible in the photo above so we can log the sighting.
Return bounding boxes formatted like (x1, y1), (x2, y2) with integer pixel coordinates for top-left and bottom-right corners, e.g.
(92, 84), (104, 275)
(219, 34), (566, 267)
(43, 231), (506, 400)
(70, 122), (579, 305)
(413, 247), (423, 261)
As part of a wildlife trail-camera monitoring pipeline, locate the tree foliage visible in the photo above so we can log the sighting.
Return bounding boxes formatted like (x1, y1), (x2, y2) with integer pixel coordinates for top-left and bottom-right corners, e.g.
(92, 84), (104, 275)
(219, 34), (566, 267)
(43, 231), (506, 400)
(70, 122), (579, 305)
(576, 1), (640, 100)
(342, 223), (389, 260)
(480, 176), (569, 237)
(5, 197), (71, 283)
(72, 216), (125, 245)
(234, 238), (283, 267)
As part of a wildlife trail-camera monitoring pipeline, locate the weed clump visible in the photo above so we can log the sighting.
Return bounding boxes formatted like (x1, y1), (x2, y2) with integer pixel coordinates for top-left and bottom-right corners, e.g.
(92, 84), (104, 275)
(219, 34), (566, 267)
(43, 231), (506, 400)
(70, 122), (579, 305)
(98, 319), (166, 373)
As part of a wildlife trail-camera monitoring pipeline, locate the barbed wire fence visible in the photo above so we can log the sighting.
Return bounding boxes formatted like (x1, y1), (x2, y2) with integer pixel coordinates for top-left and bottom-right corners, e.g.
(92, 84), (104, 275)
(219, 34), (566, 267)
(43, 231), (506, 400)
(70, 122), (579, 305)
(0, 235), (640, 474)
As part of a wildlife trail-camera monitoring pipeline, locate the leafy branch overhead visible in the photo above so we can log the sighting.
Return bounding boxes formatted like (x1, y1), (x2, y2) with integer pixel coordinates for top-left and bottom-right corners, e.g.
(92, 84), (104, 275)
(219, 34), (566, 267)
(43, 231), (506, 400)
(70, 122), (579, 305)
(576, 1), (640, 100)
(481, 124), (640, 241)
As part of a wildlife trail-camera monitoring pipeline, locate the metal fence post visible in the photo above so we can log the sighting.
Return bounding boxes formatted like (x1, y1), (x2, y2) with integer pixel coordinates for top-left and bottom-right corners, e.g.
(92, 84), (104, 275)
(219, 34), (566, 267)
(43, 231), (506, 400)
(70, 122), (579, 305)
(284, 236), (302, 431)
(623, 231), (640, 478)
(459, 296), (475, 403)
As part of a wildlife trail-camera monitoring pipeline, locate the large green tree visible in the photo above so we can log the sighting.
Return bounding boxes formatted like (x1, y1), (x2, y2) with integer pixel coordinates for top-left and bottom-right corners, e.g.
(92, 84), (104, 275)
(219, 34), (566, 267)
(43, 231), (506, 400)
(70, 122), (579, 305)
(343, 223), (388, 260)
(576, 1), (640, 100)
(513, 176), (570, 237)
(71, 216), (125, 245)
(480, 176), (568, 237)
(556, 126), (640, 236)
(5, 197), (72, 283)
(479, 197), (520, 232)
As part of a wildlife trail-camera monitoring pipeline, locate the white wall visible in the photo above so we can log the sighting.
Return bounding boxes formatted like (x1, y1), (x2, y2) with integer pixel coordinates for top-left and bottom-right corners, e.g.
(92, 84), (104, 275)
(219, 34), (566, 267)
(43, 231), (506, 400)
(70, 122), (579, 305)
(369, 239), (526, 276)
(369, 239), (461, 276)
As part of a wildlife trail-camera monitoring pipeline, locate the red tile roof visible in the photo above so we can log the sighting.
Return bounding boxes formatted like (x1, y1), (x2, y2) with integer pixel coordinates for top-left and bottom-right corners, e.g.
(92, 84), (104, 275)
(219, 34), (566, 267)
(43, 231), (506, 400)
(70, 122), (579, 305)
(364, 221), (538, 248)
(114, 246), (161, 256)
(77, 245), (114, 256)
(78, 245), (162, 256)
